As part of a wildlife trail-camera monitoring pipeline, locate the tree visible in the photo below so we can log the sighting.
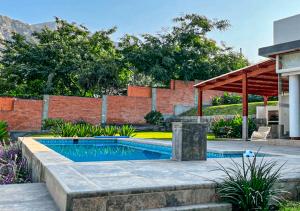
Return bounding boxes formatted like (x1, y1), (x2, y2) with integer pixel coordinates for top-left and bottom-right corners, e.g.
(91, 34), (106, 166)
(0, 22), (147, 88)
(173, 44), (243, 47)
(0, 18), (126, 97)
(119, 14), (249, 86)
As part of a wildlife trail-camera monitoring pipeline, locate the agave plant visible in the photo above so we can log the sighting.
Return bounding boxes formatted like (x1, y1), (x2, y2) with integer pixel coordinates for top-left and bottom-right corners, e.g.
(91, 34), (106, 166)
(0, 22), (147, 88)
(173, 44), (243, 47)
(89, 125), (103, 137)
(102, 125), (118, 136)
(0, 121), (9, 144)
(215, 152), (286, 211)
(53, 122), (78, 137)
(118, 125), (136, 137)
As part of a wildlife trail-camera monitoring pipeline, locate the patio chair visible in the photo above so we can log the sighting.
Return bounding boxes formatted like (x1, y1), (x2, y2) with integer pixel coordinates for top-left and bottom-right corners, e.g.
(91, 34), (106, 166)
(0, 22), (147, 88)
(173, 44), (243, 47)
(251, 126), (271, 141)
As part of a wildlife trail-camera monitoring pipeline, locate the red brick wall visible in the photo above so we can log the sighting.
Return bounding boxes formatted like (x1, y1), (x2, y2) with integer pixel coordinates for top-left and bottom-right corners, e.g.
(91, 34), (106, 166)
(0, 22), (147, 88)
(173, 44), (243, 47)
(156, 80), (195, 114)
(48, 96), (102, 125)
(0, 97), (15, 111)
(127, 86), (152, 98)
(106, 96), (151, 124)
(0, 80), (229, 131)
(0, 98), (43, 131)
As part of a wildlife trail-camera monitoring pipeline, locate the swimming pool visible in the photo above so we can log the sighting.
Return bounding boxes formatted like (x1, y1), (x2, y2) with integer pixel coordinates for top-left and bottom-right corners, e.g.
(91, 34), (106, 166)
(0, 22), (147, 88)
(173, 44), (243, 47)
(38, 139), (256, 162)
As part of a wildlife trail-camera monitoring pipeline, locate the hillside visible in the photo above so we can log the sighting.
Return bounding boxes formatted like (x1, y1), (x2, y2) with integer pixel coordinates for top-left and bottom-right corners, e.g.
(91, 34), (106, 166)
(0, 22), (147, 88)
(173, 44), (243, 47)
(0, 15), (55, 41)
(181, 101), (278, 116)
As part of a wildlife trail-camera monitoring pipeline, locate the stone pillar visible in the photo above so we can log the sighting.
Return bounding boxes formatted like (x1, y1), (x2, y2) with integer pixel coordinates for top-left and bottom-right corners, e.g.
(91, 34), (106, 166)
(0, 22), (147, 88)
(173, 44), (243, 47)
(172, 122), (207, 161)
(101, 95), (107, 125)
(151, 88), (157, 111)
(289, 75), (300, 138)
(42, 95), (50, 120)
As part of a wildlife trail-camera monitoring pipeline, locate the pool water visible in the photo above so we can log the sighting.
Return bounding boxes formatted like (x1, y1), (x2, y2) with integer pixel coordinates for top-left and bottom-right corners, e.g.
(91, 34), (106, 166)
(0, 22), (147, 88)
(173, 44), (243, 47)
(38, 139), (251, 162)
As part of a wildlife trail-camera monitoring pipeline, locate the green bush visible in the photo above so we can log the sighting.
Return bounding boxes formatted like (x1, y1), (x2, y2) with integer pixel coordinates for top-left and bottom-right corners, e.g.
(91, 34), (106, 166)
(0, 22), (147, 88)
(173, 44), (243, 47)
(216, 152), (285, 211)
(211, 115), (256, 138)
(42, 118), (65, 130)
(0, 121), (9, 144)
(212, 92), (278, 106)
(118, 125), (136, 137)
(212, 92), (241, 106)
(144, 111), (163, 125)
(51, 123), (136, 137)
(102, 126), (119, 136)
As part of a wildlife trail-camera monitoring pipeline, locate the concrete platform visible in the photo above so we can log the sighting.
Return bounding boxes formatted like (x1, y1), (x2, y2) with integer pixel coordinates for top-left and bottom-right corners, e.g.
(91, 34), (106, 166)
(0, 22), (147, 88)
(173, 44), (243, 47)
(0, 183), (58, 211)
(21, 137), (300, 211)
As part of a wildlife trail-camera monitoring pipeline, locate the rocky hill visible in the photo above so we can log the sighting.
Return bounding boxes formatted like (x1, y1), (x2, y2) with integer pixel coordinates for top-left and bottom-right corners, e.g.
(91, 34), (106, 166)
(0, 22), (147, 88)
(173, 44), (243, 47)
(0, 15), (55, 41)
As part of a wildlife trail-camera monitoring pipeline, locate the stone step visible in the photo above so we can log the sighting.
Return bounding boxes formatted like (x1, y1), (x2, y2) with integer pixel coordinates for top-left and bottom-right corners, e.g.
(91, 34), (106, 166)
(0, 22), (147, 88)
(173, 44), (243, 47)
(144, 203), (232, 211)
(0, 183), (58, 211)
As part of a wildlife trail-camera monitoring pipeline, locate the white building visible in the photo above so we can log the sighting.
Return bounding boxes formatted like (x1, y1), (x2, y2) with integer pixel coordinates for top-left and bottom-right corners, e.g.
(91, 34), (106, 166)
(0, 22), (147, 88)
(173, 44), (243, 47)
(259, 14), (300, 139)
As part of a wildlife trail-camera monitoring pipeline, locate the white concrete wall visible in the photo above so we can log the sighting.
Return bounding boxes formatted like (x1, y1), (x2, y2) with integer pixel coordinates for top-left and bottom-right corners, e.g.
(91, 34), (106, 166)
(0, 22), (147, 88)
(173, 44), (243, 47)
(279, 95), (289, 135)
(274, 14), (300, 45)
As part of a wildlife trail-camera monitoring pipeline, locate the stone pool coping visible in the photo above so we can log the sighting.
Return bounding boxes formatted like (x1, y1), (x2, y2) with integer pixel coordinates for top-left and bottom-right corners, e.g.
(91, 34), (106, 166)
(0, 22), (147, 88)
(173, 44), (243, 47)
(20, 137), (300, 210)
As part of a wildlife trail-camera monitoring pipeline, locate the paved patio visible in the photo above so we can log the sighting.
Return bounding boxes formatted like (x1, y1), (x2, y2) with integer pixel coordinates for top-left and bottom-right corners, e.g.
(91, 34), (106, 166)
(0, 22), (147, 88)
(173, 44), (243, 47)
(21, 138), (300, 210)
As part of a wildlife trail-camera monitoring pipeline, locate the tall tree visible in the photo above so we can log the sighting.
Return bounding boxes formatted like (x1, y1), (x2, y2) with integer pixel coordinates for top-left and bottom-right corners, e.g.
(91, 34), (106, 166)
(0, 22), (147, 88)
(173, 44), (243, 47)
(0, 18), (126, 97)
(120, 14), (249, 86)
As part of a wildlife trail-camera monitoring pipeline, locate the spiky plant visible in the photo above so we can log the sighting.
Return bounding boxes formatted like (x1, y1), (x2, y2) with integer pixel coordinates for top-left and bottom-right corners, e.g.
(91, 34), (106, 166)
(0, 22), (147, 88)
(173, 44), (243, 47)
(0, 121), (9, 144)
(215, 152), (286, 211)
(118, 125), (136, 137)
(102, 125), (118, 136)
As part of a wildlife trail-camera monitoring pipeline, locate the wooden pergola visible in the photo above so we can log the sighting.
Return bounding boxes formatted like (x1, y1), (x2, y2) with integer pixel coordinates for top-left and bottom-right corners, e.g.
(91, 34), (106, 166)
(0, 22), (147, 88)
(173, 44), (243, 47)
(194, 59), (288, 140)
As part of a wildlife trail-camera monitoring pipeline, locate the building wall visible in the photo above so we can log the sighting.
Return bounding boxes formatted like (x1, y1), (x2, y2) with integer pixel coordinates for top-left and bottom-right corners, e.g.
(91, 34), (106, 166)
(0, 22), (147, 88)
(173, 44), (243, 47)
(274, 14), (300, 44)
(48, 96), (102, 125)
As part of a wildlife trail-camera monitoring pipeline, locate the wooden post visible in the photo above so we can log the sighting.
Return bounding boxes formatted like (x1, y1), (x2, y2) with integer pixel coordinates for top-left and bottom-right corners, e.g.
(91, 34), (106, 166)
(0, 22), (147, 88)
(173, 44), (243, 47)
(263, 96), (268, 122)
(197, 89), (203, 116)
(263, 96), (268, 106)
(242, 73), (248, 141)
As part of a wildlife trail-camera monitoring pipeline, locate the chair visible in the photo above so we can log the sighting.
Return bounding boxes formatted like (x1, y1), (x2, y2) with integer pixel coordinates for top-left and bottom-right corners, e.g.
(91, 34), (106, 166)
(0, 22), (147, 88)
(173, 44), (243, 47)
(251, 126), (271, 141)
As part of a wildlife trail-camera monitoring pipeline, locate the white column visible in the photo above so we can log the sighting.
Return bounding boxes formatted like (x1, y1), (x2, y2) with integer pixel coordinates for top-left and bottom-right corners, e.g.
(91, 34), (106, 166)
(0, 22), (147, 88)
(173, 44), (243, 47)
(289, 75), (300, 138)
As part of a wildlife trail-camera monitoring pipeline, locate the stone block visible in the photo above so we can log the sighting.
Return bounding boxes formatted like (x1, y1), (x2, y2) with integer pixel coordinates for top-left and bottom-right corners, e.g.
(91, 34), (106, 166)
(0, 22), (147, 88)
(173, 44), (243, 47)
(172, 122), (207, 161)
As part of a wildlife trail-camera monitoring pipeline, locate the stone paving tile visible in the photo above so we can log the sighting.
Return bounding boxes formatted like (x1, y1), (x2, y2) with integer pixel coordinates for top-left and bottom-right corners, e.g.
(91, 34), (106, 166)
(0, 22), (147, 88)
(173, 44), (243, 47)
(0, 183), (58, 211)
(46, 141), (300, 196)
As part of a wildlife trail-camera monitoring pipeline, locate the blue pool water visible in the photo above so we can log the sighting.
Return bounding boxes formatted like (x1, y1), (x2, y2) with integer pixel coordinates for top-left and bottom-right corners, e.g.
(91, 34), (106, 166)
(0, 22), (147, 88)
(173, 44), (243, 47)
(38, 139), (249, 162)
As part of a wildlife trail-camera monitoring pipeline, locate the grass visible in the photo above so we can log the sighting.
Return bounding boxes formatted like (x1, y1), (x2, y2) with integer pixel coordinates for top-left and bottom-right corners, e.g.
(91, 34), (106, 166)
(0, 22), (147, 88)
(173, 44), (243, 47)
(31, 131), (216, 140)
(181, 101), (278, 116)
(280, 201), (300, 211)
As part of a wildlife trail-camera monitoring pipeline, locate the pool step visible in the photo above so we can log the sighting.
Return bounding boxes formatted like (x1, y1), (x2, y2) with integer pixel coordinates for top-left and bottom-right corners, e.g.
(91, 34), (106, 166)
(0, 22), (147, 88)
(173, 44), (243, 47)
(144, 202), (232, 211)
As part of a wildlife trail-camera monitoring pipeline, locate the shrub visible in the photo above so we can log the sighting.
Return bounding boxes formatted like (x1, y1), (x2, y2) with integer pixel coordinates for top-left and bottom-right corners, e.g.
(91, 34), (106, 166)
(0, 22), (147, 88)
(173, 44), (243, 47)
(0, 121), (9, 144)
(211, 115), (256, 138)
(144, 111), (163, 125)
(212, 92), (241, 106)
(118, 125), (136, 137)
(102, 125), (118, 136)
(88, 125), (103, 137)
(0, 142), (31, 184)
(42, 118), (65, 130)
(216, 152), (285, 210)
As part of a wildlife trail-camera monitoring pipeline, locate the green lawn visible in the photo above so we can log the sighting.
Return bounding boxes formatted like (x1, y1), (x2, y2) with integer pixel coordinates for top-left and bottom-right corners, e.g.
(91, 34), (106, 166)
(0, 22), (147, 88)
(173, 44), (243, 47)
(31, 131), (216, 140)
(134, 131), (215, 141)
(181, 101), (278, 116)
(280, 201), (300, 211)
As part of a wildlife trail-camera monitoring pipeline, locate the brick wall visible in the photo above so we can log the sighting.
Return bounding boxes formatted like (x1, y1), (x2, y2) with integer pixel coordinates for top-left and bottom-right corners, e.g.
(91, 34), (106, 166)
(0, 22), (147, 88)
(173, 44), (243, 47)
(127, 86), (152, 98)
(48, 96), (102, 125)
(0, 98), (43, 131)
(156, 80), (195, 115)
(106, 96), (151, 124)
(0, 80), (227, 131)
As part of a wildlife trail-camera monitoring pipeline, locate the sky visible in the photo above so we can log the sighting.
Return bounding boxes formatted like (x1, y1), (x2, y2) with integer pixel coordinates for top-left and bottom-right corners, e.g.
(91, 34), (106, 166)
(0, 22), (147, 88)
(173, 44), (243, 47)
(1, 0), (300, 63)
